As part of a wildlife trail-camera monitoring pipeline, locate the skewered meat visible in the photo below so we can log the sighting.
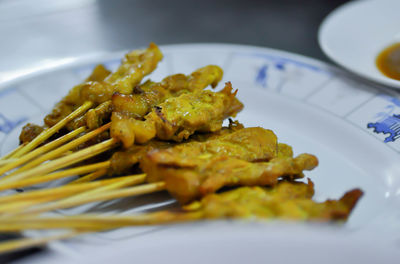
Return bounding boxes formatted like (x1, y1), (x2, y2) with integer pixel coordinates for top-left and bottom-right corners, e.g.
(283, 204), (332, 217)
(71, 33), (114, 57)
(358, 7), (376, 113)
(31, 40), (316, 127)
(65, 65), (223, 132)
(111, 82), (244, 147)
(112, 65), (223, 119)
(110, 120), (244, 174)
(141, 127), (278, 176)
(44, 43), (163, 127)
(184, 180), (363, 221)
(145, 153), (318, 204)
(19, 123), (45, 144)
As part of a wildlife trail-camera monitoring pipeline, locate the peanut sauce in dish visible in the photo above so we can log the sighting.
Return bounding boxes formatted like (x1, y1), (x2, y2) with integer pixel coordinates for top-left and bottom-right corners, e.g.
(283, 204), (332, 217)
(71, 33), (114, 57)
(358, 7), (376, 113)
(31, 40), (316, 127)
(376, 42), (400, 81)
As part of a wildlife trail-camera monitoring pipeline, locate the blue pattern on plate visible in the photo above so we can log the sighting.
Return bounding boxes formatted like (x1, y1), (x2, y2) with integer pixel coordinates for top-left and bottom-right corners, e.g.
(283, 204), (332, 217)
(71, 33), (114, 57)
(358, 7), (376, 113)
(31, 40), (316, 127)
(367, 96), (400, 143)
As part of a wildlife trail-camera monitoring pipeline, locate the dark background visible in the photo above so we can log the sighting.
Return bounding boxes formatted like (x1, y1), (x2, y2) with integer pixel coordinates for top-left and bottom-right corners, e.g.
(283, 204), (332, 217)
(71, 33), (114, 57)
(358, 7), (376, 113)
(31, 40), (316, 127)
(95, 0), (349, 61)
(0, 0), (349, 262)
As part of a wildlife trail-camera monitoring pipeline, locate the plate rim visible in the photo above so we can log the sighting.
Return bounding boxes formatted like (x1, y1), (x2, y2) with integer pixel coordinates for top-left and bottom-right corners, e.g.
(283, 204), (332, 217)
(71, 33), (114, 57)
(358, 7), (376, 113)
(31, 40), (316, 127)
(0, 42), (396, 95)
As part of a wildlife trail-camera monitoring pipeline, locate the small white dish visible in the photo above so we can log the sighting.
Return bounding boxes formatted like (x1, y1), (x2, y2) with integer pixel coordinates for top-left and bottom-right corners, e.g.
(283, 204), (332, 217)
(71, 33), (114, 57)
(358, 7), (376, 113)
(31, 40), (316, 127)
(319, 0), (400, 89)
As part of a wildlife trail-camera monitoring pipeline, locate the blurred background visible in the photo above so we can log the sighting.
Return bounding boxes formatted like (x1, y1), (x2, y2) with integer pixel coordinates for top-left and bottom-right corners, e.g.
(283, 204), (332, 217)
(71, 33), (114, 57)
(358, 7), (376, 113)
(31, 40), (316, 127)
(0, 0), (349, 261)
(0, 0), (349, 84)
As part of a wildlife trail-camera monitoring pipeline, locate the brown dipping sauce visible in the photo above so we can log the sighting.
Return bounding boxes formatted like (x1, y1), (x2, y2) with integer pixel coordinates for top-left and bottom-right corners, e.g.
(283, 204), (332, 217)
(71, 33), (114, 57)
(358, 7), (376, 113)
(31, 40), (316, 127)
(376, 43), (400, 81)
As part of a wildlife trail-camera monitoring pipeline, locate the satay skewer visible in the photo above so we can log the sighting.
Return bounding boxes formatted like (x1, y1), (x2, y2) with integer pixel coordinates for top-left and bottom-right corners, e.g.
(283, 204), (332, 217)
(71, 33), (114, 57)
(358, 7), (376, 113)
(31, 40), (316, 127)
(0, 174), (141, 204)
(0, 174), (146, 214)
(2, 123), (111, 180)
(0, 184), (363, 231)
(0, 127), (86, 177)
(0, 159), (17, 166)
(67, 168), (108, 185)
(0, 161), (110, 192)
(0, 153), (315, 214)
(0, 138), (118, 185)
(8, 101), (93, 159)
(3, 181), (165, 216)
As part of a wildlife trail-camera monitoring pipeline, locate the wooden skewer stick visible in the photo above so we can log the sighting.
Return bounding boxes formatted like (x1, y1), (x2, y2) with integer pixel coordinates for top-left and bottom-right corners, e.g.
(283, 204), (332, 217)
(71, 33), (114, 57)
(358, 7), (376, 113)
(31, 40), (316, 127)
(0, 161), (110, 192)
(14, 181), (164, 216)
(17, 174), (147, 215)
(10, 101), (93, 159)
(0, 138), (118, 185)
(0, 231), (82, 254)
(0, 174), (141, 204)
(0, 127), (86, 177)
(4, 123), (111, 179)
(0, 174), (145, 214)
(0, 209), (202, 254)
(67, 168), (108, 185)
(0, 211), (203, 232)
(0, 159), (17, 166)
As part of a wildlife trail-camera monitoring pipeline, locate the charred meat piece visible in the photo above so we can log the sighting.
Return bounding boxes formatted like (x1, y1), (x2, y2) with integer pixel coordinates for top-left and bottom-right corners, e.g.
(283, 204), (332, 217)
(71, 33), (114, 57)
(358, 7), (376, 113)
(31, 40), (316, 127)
(111, 82), (243, 147)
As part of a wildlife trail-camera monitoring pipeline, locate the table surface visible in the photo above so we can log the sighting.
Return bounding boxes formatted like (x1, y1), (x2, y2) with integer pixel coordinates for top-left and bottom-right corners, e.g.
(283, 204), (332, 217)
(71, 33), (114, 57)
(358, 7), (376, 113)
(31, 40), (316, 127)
(0, 0), (349, 84)
(0, 0), (349, 261)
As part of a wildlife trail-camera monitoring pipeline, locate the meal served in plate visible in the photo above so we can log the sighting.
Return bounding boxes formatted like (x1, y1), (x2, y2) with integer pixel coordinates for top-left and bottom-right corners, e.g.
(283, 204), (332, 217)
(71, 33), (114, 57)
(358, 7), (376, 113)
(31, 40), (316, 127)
(0, 43), (363, 253)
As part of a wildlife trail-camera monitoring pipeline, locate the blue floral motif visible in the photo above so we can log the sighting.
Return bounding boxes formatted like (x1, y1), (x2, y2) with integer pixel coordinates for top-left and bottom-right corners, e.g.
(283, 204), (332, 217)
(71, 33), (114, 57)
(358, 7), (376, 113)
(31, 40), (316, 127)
(274, 62), (285, 71)
(367, 114), (400, 143)
(255, 61), (286, 89)
(255, 65), (268, 88)
(0, 113), (27, 134)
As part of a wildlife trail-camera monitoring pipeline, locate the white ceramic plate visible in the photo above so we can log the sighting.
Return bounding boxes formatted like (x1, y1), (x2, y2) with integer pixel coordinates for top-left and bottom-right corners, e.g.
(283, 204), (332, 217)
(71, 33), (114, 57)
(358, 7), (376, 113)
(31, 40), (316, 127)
(318, 0), (400, 89)
(1, 44), (400, 263)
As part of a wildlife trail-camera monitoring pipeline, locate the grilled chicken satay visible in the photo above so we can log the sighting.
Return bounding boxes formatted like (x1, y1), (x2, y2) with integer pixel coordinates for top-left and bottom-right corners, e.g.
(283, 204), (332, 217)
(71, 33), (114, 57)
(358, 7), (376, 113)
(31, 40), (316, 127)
(110, 120), (244, 174)
(112, 65), (223, 119)
(67, 65), (223, 132)
(111, 82), (244, 147)
(142, 127), (278, 177)
(19, 43), (163, 143)
(19, 64), (112, 144)
(144, 152), (318, 204)
(45, 43), (163, 127)
(0, 181), (361, 232)
(183, 180), (363, 222)
(140, 125), (316, 203)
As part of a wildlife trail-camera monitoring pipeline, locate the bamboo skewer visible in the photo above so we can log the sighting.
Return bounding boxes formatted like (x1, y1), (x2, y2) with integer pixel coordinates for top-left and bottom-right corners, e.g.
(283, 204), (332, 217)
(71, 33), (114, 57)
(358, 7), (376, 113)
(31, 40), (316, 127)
(14, 181), (164, 216)
(0, 159), (17, 166)
(3, 123), (111, 180)
(0, 174), (142, 205)
(0, 161), (111, 192)
(0, 138), (118, 185)
(9, 101), (93, 159)
(19, 174), (148, 215)
(0, 127), (86, 177)
(0, 211), (202, 232)
(0, 174), (145, 214)
(67, 168), (108, 185)
(0, 209), (201, 254)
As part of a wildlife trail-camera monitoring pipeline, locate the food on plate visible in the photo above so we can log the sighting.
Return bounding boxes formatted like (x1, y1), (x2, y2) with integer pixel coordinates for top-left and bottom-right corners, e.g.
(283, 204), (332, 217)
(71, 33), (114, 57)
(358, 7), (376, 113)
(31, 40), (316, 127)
(183, 180), (363, 221)
(0, 43), (364, 253)
(145, 153), (317, 204)
(109, 119), (244, 174)
(111, 82), (243, 147)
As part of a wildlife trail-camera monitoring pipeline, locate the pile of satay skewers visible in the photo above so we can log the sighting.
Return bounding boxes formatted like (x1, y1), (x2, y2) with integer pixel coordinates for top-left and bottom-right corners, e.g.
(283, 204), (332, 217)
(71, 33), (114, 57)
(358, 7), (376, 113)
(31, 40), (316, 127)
(0, 43), (363, 254)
